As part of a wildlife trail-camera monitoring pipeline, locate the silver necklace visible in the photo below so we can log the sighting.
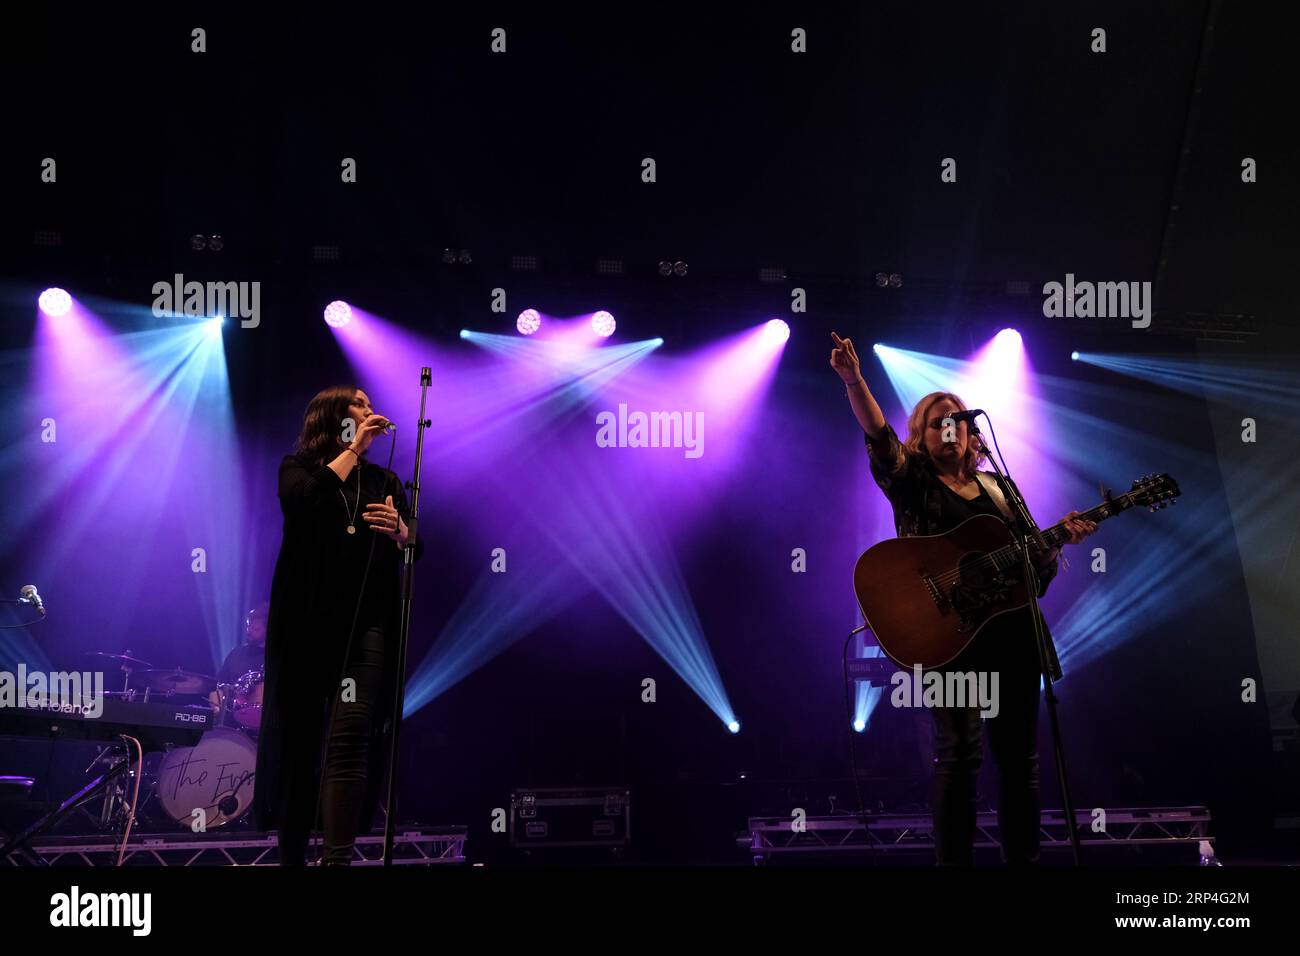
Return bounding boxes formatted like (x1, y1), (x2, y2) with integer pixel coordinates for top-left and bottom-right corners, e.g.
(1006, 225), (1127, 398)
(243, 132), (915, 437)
(338, 463), (361, 534)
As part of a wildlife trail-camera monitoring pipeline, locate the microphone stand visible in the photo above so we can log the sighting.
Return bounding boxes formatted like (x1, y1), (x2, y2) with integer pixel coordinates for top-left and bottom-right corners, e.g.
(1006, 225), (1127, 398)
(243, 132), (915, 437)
(382, 367), (431, 866)
(969, 419), (1083, 866)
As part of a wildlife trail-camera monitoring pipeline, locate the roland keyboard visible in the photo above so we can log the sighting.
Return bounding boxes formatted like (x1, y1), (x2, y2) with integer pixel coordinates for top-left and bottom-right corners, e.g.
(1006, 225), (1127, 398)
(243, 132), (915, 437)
(0, 694), (211, 750)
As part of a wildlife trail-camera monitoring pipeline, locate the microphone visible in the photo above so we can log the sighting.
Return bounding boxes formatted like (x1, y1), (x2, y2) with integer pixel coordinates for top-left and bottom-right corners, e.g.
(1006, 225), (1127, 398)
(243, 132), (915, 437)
(945, 409), (985, 424)
(383, 421), (397, 434)
(20, 585), (46, 616)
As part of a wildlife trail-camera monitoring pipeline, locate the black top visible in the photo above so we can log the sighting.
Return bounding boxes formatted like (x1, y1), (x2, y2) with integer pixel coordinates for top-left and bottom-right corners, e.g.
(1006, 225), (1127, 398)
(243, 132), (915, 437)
(934, 474), (1005, 534)
(863, 424), (1047, 549)
(254, 454), (423, 835)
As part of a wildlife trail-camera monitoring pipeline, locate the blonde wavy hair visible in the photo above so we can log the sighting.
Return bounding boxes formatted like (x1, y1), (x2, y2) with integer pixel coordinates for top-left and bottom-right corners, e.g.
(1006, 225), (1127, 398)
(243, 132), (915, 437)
(903, 391), (987, 480)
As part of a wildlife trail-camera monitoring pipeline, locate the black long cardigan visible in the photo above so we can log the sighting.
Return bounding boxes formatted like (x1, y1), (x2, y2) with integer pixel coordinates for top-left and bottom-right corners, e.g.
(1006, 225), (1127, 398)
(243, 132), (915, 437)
(253, 453), (423, 837)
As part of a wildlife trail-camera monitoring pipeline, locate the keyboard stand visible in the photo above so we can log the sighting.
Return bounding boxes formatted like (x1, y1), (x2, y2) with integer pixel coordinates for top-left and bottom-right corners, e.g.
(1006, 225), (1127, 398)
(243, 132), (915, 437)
(0, 751), (134, 863)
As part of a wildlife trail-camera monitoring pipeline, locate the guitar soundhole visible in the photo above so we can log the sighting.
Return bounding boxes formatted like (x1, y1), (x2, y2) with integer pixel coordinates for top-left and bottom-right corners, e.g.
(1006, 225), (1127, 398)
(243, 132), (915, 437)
(948, 551), (1013, 632)
(955, 551), (996, 589)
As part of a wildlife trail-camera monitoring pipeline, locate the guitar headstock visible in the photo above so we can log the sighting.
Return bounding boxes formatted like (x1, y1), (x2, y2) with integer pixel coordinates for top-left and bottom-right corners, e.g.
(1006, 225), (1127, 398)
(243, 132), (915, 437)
(1128, 473), (1181, 512)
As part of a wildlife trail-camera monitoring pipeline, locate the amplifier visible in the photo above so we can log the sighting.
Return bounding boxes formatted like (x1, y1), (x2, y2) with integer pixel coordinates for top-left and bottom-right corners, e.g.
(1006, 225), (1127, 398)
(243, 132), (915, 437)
(509, 786), (630, 849)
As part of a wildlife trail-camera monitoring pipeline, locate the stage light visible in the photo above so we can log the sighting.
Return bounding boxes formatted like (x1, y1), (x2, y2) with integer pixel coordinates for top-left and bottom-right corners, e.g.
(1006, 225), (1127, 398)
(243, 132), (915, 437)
(517, 309), (541, 335)
(1071, 351), (1080, 361)
(591, 311), (616, 337)
(323, 300), (353, 328)
(853, 718), (866, 733)
(977, 328), (1026, 407)
(28, 299), (244, 671)
(727, 720), (741, 734)
(764, 319), (790, 344)
(673, 261), (688, 277)
(872, 336), (1043, 505)
(651, 337), (664, 346)
(208, 234), (224, 252)
(392, 328), (736, 723)
(459, 329), (470, 339)
(38, 288), (72, 317)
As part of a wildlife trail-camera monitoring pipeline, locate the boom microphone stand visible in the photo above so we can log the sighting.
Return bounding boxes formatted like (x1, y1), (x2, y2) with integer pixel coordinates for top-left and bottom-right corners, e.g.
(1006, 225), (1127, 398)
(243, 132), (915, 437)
(969, 416), (1083, 866)
(382, 367), (431, 866)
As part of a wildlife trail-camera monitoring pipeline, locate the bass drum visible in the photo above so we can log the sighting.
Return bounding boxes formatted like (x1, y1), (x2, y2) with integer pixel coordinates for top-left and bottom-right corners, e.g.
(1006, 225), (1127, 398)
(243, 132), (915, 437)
(154, 728), (257, 829)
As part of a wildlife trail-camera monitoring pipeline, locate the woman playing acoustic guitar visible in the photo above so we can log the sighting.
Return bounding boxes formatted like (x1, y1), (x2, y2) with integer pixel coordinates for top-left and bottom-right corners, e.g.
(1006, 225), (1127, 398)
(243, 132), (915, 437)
(831, 331), (1096, 865)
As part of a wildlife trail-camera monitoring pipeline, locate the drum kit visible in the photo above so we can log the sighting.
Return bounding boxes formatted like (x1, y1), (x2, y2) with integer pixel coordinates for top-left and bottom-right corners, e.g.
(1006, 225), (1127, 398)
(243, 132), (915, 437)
(85, 649), (265, 831)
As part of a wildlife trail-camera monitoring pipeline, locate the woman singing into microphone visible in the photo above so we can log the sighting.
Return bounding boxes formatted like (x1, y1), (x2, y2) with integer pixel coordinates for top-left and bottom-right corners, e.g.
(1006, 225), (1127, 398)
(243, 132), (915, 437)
(254, 385), (423, 866)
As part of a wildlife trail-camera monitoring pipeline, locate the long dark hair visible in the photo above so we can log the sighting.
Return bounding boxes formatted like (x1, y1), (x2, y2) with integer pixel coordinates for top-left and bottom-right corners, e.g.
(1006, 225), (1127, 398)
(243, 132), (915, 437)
(294, 384), (361, 465)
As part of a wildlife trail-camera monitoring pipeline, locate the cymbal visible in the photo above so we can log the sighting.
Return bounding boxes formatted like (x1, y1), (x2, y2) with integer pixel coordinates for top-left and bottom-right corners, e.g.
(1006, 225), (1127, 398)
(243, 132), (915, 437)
(135, 668), (215, 694)
(85, 651), (154, 668)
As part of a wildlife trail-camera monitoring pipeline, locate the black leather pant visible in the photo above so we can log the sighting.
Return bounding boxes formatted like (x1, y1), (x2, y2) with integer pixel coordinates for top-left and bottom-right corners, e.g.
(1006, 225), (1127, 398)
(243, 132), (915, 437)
(929, 618), (1043, 865)
(278, 624), (387, 866)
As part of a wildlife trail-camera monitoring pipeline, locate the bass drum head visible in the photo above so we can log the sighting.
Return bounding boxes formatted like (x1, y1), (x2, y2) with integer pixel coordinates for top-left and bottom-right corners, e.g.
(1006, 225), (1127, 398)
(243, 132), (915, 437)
(155, 727), (257, 829)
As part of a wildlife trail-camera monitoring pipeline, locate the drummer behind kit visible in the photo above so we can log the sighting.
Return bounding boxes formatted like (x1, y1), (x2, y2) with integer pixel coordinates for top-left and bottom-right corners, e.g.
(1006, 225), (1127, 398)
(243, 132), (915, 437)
(0, 604), (269, 841)
(211, 599), (268, 736)
(152, 602), (267, 829)
(87, 652), (261, 831)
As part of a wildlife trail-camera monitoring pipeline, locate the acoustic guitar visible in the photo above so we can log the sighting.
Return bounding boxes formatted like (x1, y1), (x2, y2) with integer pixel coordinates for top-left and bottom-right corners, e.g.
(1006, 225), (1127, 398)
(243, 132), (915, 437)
(852, 473), (1180, 669)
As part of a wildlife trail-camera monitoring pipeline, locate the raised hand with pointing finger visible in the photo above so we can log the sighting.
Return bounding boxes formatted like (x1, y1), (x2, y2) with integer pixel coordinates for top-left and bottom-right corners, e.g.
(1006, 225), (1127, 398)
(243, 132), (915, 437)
(830, 331), (864, 385)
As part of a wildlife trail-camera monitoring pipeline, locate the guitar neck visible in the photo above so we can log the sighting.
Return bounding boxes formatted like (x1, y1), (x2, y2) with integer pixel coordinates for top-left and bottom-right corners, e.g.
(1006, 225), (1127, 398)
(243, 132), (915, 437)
(1031, 494), (1134, 552)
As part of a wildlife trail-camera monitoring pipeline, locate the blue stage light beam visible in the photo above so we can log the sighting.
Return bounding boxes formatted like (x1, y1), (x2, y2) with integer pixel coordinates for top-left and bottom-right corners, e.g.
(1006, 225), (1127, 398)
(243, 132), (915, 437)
(18, 307), (244, 668)
(1073, 352), (1300, 413)
(403, 547), (589, 715)
(497, 446), (739, 732)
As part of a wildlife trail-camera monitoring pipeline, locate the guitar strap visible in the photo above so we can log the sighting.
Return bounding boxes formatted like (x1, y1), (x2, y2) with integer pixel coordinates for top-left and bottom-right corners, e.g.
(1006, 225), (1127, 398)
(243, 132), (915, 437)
(976, 470), (1065, 571)
(973, 472), (1016, 524)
